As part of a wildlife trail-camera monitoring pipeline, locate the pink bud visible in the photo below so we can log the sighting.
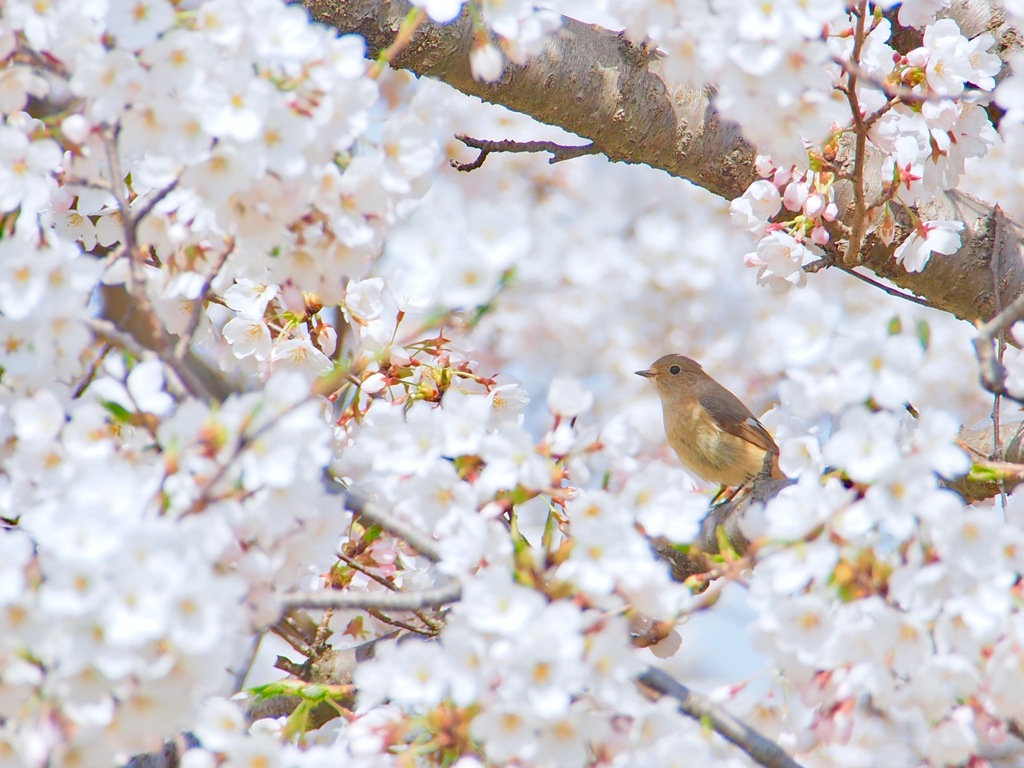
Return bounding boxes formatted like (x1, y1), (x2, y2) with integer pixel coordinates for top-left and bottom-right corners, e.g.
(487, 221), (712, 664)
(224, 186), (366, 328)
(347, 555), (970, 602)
(390, 346), (413, 366)
(811, 225), (830, 245)
(804, 193), (825, 219)
(317, 324), (337, 357)
(773, 167), (793, 187)
(783, 182), (809, 212)
(361, 371), (387, 394)
(280, 280), (306, 313)
(755, 155), (775, 178)
(822, 202), (839, 222)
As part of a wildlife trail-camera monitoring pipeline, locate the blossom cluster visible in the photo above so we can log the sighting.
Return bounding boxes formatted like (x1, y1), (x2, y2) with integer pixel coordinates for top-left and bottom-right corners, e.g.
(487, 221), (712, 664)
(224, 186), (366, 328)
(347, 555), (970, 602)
(1, 0), (1023, 767)
(1, 368), (340, 765)
(721, 7), (1000, 281)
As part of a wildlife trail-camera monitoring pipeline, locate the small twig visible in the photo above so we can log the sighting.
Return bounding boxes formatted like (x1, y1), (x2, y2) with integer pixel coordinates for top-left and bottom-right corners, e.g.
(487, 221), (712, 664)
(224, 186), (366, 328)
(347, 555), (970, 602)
(99, 132), (214, 401)
(313, 608), (334, 651)
(841, 2), (869, 267)
(230, 633), (263, 693)
(367, 608), (435, 636)
(271, 615), (316, 658)
(834, 55), (925, 106)
(174, 237), (235, 360)
(87, 318), (208, 400)
(451, 134), (598, 172)
(281, 581), (462, 612)
(133, 178), (180, 226)
(638, 667), (803, 768)
(330, 480), (444, 563)
(863, 96), (899, 131)
(837, 266), (938, 309)
(803, 257), (834, 274)
(72, 343), (112, 399)
(337, 550), (441, 632)
(274, 656), (308, 678)
(974, 208), (1024, 404)
(183, 394), (320, 516)
(990, 205), (1007, 502)
(834, 54), (989, 108)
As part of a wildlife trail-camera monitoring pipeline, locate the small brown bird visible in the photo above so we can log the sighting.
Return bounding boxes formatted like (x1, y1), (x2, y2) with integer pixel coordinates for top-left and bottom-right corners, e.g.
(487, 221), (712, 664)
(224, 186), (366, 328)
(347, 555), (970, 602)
(636, 354), (784, 497)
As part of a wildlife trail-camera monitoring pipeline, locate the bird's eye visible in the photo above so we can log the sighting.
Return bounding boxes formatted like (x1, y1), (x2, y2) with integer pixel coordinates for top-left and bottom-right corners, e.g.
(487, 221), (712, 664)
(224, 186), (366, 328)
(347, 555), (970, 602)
(669, 365), (681, 375)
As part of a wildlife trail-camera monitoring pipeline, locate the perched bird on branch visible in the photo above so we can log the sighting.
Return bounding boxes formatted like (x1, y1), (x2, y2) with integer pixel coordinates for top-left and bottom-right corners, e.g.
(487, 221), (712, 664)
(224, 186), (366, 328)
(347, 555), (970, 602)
(636, 354), (783, 501)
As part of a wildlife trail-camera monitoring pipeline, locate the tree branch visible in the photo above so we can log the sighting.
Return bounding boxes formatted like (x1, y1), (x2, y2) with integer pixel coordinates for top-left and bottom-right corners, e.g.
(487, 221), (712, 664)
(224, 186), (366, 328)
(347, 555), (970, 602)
(973, 205), (1024, 401)
(638, 667), (804, 768)
(451, 134), (598, 171)
(302, 0), (1024, 331)
(281, 581), (462, 611)
(325, 478), (444, 562)
(303, 0), (758, 198)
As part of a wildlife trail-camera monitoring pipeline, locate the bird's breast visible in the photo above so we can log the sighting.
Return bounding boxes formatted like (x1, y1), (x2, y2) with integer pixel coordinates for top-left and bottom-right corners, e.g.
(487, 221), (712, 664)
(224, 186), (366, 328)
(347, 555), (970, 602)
(663, 401), (768, 486)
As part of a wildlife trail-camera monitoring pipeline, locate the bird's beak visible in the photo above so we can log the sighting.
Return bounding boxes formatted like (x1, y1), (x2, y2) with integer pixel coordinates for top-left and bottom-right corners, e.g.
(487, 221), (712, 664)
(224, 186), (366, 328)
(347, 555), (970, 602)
(635, 369), (655, 378)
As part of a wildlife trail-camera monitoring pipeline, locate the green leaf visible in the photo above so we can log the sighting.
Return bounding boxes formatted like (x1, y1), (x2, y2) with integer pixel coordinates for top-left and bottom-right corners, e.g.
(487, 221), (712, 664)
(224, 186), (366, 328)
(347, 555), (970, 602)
(916, 319), (930, 350)
(101, 400), (133, 422)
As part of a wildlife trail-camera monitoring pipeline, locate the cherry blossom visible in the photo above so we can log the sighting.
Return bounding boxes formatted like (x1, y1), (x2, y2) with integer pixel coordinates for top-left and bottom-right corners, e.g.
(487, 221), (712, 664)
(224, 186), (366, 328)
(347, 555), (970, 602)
(0, 1), (1022, 767)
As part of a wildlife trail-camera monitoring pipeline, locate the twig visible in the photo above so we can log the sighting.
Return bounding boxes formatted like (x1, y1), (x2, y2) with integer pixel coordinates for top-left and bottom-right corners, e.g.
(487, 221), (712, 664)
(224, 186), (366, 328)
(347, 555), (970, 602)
(87, 318), (209, 400)
(834, 54), (989, 109)
(230, 633), (263, 693)
(72, 343), (112, 399)
(989, 205), (1008, 509)
(328, 480), (444, 563)
(133, 178), (180, 226)
(803, 257), (834, 274)
(99, 132), (214, 401)
(183, 394), (320, 516)
(840, 2), (869, 267)
(337, 550), (442, 632)
(973, 208), (1024, 404)
(272, 615), (316, 658)
(838, 266), (937, 309)
(638, 667), (803, 768)
(174, 237), (235, 360)
(451, 134), (598, 172)
(367, 608), (435, 636)
(833, 55), (923, 106)
(280, 581), (462, 611)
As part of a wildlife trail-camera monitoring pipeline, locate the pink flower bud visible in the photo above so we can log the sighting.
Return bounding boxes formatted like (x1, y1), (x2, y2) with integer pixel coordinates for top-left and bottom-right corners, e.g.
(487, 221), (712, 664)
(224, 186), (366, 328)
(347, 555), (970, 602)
(755, 155), (775, 178)
(317, 324), (337, 357)
(783, 182), (809, 212)
(804, 193), (825, 219)
(773, 166), (793, 187)
(390, 346), (413, 366)
(823, 202), (839, 222)
(811, 225), (830, 245)
(361, 371), (387, 394)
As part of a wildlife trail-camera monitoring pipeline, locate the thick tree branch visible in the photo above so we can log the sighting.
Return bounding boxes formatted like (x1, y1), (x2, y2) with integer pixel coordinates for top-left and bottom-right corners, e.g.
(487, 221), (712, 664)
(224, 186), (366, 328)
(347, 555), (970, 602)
(303, 0), (758, 199)
(638, 667), (804, 768)
(302, 0), (1024, 330)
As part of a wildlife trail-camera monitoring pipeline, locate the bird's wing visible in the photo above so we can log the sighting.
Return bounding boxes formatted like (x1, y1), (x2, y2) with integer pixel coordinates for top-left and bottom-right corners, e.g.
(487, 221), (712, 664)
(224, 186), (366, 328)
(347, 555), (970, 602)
(698, 391), (780, 455)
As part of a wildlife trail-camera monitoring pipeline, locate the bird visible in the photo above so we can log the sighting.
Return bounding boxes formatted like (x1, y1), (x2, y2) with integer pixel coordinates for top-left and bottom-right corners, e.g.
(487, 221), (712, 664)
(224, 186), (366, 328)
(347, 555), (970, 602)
(635, 354), (784, 500)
